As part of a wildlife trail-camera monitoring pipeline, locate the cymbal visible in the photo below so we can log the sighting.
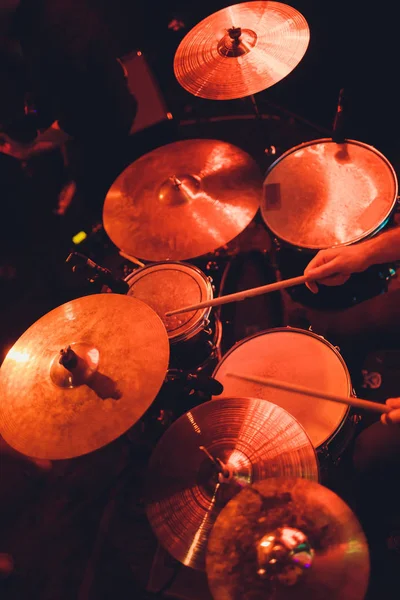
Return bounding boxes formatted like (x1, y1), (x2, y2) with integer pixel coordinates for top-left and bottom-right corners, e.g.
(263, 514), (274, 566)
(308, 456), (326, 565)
(173, 1), (310, 100)
(144, 397), (318, 570)
(0, 294), (169, 459)
(103, 139), (262, 261)
(206, 477), (370, 600)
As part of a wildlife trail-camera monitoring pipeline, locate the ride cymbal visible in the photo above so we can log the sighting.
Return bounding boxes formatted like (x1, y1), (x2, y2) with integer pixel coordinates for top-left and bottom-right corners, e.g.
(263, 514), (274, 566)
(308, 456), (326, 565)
(0, 294), (169, 459)
(144, 397), (318, 570)
(103, 139), (262, 261)
(174, 1), (310, 100)
(206, 477), (370, 600)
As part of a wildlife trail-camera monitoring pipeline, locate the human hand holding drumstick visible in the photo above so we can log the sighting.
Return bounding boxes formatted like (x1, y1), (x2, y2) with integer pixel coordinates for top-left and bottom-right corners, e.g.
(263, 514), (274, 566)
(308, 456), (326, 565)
(165, 227), (400, 317)
(304, 226), (400, 293)
(381, 398), (400, 425)
(303, 246), (370, 292)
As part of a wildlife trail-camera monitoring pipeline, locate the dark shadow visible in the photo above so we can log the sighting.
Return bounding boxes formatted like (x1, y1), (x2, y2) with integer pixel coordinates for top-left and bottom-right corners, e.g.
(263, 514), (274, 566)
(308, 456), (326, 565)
(263, 182), (281, 210)
(334, 144), (351, 163)
(87, 371), (122, 401)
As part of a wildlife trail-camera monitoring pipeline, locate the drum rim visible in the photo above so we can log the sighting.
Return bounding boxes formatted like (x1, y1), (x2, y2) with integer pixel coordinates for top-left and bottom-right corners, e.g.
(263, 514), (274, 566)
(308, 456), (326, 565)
(212, 326), (352, 449)
(261, 137), (399, 250)
(125, 260), (213, 342)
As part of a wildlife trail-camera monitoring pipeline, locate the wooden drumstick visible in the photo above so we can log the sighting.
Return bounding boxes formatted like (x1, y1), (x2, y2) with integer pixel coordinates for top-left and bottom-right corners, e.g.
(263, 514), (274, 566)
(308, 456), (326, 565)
(165, 275), (309, 316)
(226, 372), (391, 414)
(119, 251), (145, 267)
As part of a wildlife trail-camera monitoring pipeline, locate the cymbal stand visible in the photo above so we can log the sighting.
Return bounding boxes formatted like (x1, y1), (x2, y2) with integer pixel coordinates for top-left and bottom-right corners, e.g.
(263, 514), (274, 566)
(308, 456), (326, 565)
(249, 94), (262, 121)
(259, 95), (332, 137)
(246, 93), (280, 169)
(247, 92), (332, 170)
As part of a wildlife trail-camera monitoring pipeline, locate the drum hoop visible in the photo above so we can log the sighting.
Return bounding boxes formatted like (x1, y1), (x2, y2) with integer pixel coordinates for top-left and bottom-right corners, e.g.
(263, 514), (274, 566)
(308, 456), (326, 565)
(213, 326), (352, 448)
(125, 261), (213, 342)
(261, 138), (399, 250)
(317, 400), (355, 459)
(183, 312), (224, 372)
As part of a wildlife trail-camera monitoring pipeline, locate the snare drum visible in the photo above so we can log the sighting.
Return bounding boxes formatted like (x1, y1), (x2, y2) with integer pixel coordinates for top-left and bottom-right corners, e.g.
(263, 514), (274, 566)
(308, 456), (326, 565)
(261, 138), (399, 308)
(212, 327), (357, 467)
(125, 261), (222, 371)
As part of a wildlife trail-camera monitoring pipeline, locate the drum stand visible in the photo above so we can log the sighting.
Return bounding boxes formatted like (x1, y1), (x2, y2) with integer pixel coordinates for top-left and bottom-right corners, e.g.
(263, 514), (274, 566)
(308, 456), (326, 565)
(248, 92), (332, 137)
(246, 92), (333, 173)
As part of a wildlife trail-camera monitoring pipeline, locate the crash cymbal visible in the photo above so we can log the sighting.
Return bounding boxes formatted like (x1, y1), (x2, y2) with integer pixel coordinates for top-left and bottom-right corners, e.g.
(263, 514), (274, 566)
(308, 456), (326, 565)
(144, 397), (318, 571)
(103, 139), (262, 261)
(0, 294), (169, 460)
(174, 1), (310, 100)
(206, 477), (370, 600)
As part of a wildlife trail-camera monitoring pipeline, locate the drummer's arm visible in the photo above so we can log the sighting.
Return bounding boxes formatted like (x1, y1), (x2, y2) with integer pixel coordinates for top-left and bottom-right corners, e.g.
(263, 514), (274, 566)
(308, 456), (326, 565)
(304, 226), (400, 292)
(362, 225), (400, 267)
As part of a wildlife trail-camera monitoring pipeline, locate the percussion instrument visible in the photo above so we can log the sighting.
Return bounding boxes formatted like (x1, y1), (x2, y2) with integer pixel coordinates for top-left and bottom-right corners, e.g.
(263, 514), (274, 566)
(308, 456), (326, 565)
(125, 261), (222, 371)
(174, 1), (310, 100)
(144, 397), (319, 571)
(206, 477), (370, 600)
(261, 138), (399, 308)
(0, 294), (169, 459)
(0, 4), (391, 598)
(212, 328), (356, 464)
(102, 139), (262, 262)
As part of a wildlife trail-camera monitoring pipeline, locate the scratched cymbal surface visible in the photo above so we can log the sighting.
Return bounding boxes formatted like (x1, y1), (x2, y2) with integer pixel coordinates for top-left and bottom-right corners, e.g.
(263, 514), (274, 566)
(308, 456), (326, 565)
(102, 139), (262, 261)
(144, 397), (318, 570)
(0, 294), (169, 459)
(207, 477), (370, 600)
(174, 1), (310, 100)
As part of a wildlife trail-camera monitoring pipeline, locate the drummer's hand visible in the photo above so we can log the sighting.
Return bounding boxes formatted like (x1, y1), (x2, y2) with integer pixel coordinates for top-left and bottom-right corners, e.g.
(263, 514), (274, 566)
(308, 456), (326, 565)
(304, 246), (370, 293)
(381, 398), (400, 425)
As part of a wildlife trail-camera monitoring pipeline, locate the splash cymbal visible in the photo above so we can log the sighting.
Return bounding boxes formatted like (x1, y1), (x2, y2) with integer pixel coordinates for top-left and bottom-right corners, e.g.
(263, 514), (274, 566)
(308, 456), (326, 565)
(103, 139), (262, 261)
(144, 397), (318, 570)
(174, 1), (310, 100)
(206, 477), (370, 600)
(0, 294), (169, 459)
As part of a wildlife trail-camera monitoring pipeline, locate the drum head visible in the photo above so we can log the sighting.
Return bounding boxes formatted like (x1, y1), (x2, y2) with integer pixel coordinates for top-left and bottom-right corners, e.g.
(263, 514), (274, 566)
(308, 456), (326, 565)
(126, 262), (212, 342)
(261, 138), (398, 249)
(212, 328), (351, 448)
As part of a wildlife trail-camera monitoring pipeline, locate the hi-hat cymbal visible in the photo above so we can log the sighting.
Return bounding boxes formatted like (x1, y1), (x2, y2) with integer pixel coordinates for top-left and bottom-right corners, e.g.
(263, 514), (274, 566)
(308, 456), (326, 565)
(144, 397), (318, 571)
(103, 139), (262, 261)
(0, 294), (169, 460)
(174, 1), (310, 100)
(206, 477), (370, 600)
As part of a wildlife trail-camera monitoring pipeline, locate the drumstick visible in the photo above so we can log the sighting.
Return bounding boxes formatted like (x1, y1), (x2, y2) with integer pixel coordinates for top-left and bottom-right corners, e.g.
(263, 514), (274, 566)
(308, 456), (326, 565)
(226, 372), (390, 414)
(165, 275), (309, 316)
(118, 251), (145, 267)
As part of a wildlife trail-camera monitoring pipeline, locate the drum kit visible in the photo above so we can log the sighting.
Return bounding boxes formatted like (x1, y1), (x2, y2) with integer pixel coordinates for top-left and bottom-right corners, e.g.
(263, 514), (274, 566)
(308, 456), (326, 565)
(2, 1), (398, 597)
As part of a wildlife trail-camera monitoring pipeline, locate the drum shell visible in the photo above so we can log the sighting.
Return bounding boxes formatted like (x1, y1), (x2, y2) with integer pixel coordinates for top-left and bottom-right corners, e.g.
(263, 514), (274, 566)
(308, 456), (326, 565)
(125, 261), (222, 372)
(261, 138), (399, 308)
(212, 327), (358, 468)
(273, 244), (393, 308)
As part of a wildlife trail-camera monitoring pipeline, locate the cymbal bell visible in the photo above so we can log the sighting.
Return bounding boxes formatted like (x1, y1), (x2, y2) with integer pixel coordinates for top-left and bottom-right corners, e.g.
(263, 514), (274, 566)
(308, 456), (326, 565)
(103, 139), (262, 261)
(206, 477), (370, 600)
(144, 397), (318, 570)
(0, 294), (169, 459)
(174, 1), (310, 100)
